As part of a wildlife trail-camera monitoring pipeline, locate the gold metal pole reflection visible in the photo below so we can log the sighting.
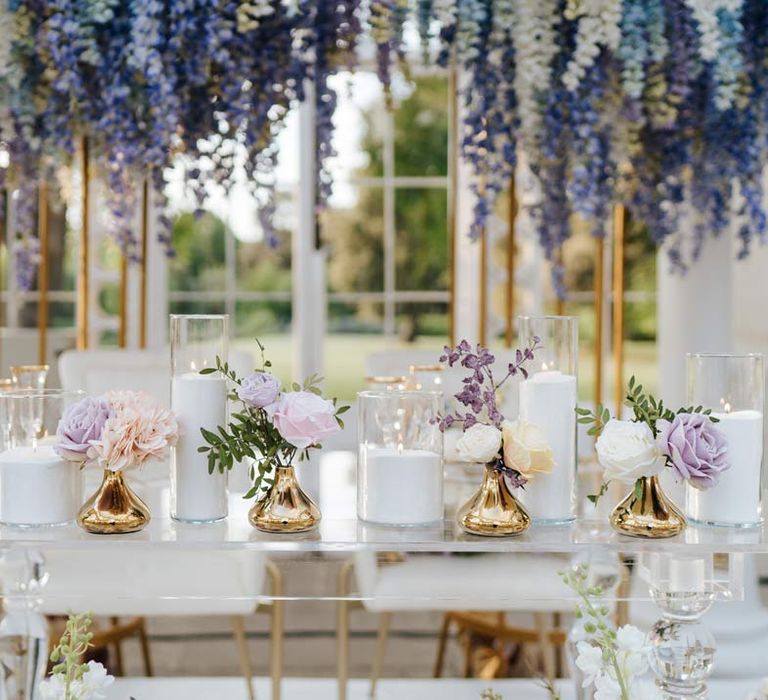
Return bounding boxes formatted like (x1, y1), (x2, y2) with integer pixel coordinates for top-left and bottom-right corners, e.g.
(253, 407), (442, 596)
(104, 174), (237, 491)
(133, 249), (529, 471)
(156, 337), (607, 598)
(139, 177), (149, 349)
(37, 180), (49, 364)
(118, 255), (127, 348)
(448, 65), (457, 348)
(612, 204), (628, 415)
(594, 235), (605, 409)
(76, 136), (90, 350)
(504, 176), (518, 348)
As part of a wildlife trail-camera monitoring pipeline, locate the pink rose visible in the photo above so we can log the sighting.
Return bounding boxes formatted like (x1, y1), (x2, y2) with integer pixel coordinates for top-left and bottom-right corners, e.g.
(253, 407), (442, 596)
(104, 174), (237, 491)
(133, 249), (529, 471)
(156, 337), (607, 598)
(268, 391), (340, 449)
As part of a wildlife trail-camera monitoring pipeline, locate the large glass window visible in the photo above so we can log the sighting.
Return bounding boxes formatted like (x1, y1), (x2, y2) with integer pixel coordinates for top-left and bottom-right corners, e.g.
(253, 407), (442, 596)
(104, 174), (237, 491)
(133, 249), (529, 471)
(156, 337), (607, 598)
(323, 70), (451, 400)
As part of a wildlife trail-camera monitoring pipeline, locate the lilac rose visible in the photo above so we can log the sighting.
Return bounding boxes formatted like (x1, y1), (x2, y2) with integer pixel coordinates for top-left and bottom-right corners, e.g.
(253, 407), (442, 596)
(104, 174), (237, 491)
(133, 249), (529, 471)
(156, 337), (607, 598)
(54, 396), (111, 463)
(237, 372), (281, 408)
(657, 413), (730, 489)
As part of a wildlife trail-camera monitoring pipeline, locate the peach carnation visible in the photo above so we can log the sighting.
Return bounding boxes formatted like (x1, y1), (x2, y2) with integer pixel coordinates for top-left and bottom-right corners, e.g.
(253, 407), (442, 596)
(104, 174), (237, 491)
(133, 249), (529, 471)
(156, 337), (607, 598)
(87, 391), (178, 471)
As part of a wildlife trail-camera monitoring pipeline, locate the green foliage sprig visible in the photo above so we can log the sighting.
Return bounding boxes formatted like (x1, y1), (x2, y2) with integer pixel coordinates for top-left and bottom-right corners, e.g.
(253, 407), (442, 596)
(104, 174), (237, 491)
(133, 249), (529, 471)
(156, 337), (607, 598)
(49, 613), (94, 699)
(197, 340), (349, 500)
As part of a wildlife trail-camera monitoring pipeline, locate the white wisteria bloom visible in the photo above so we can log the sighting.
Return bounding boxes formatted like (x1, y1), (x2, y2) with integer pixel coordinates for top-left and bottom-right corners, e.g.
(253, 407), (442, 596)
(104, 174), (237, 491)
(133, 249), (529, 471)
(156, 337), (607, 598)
(512, 0), (561, 148)
(685, 0), (743, 61)
(562, 0), (622, 91)
(236, 0), (276, 33)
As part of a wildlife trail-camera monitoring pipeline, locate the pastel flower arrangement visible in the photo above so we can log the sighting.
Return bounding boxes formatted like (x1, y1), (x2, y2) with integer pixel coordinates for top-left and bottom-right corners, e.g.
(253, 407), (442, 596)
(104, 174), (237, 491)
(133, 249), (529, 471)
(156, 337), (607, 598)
(199, 340), (348, 499)
(39, 613), (114, 700)
(563, 564), (662, 700)
(437, 338), (552, 488)
(54, 390), (178, 472)
(579, 377), (730, 503)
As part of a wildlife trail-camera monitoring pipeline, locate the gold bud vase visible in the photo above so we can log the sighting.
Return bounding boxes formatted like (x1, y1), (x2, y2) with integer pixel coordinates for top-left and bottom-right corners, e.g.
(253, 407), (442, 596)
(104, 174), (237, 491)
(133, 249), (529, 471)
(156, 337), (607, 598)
(610, 475), (686, 539)
(457, 464), (531, 537)
(77, 469), (150, 534)
(249, 465), (321, 533)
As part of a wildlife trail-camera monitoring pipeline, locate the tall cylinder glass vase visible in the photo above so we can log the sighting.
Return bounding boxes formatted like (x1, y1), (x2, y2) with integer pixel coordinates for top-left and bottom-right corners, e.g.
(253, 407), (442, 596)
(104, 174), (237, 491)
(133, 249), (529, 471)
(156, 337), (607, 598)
(0, 550), (48, 700)
(517, 315), (578, 523)
(170, 314), (229, 523)
(685, 353), (764, 527)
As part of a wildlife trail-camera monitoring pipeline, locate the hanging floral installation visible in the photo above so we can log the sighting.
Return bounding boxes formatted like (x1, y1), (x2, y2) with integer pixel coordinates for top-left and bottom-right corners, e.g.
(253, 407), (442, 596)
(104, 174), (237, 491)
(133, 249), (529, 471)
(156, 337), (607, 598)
(0, 0), (767, 294)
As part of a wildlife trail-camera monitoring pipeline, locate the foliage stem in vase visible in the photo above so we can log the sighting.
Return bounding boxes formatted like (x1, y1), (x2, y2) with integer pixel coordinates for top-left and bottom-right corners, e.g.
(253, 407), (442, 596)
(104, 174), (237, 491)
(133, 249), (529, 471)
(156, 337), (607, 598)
(580, 377), (731, 538)
(199, 339), (349, 533)
(438, 338), (551, 536)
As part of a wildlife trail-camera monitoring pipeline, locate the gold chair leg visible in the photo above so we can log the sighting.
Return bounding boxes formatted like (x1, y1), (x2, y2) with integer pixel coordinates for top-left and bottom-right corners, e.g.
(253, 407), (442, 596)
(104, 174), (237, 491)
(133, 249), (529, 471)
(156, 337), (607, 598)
(267, 561), (284, 700)
(462, 631), (473, 678)
(109, 616), (124, 676)
(137, 617), (153, 677)
(533, 612), (556, 681)
(231, 616), (255, 700)
(368, 612), (391, 698)
(337, 561), (354, 700)
(433, 613), (451, 678)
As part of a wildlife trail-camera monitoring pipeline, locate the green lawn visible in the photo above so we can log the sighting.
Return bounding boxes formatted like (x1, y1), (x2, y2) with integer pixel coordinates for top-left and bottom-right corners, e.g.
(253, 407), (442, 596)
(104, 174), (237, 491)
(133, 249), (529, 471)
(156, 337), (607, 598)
(233, 334), (658, 404)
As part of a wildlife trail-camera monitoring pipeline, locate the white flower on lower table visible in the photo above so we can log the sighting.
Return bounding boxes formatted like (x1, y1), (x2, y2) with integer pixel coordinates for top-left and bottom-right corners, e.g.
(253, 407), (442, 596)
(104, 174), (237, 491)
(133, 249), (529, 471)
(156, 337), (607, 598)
(564, 565), (661, 700)
(39, 613), (115, 700)
(746, 678), (768, 700)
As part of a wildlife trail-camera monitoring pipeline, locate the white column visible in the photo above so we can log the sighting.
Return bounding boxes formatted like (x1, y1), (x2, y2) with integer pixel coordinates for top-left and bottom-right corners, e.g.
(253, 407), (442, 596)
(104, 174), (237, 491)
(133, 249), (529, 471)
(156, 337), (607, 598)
(657, 230), (733, 408)
(293, 84), (327, 383)
(452, 137), (482, 344)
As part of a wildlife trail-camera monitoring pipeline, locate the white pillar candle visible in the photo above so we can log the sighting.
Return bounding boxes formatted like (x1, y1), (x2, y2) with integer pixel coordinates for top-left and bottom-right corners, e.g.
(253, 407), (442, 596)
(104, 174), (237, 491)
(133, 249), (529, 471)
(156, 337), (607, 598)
(518, 370), (578, 522)
(171, 373), (228, 522)
(685, 409), (763, 526)
(358, 447), (443, 525)
(668, 557), (707, 593)
(0, 446), (82, 526)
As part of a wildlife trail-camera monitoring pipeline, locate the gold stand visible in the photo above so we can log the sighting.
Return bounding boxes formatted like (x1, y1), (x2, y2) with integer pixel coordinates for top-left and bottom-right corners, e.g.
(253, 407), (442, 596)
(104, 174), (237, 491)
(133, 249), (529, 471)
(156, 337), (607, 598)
(76, 136), (90, 350)
(77, 469), (150, 534)
(37, 180), (49, 365)
(612, 204), (627, 416)
(249, 466), (321, 533)
(457, 465), (530, 537)
(610, 476), (686, 539)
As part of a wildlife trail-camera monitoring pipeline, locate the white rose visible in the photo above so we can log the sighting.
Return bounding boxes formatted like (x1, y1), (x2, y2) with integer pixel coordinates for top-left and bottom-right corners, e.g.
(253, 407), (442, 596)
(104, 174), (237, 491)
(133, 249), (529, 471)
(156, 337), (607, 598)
(595, 419), (664, 484)
(501, 420), (554, 479)
(456, 423), (502, 464)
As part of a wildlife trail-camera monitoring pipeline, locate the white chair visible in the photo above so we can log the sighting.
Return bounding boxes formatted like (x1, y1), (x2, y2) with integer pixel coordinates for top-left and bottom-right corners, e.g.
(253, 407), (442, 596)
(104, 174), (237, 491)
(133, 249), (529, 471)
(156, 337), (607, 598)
(58, 348), (254, 407)
(40, 547), (283, 698)
(337, 552), (577, 699)
(53, 348), (283, 699)
(629, 555), (768, 678)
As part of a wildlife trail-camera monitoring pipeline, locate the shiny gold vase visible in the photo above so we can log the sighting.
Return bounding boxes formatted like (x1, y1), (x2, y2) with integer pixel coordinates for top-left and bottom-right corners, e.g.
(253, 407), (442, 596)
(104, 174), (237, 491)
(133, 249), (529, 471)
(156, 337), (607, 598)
(610, 475), (686, 539)
(457, 465), (531, 537)
(77, 469), (150, 534)
(249, 466), (321, 533)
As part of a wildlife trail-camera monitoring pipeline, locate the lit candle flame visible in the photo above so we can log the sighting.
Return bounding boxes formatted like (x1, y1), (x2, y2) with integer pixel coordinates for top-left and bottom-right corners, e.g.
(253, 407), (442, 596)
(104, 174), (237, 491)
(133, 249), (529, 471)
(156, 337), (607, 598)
(541, 361), (549, 371)
(719, 398), (732, 413)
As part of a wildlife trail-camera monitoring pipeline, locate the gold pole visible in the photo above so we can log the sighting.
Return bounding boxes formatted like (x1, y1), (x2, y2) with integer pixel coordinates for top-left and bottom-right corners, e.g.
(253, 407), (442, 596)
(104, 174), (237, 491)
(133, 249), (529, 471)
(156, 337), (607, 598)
(76, 136), (90, 350)
(448, 64), (458, 347)
(118, 255), (128, 348)
(612, 204), (628, 415)
(139, 177), (149, 349)
(593, 235), (605, 409)
(37, 180), (49, 365)
(479, 214), (488, 347)
(504, 176), (518, 348)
